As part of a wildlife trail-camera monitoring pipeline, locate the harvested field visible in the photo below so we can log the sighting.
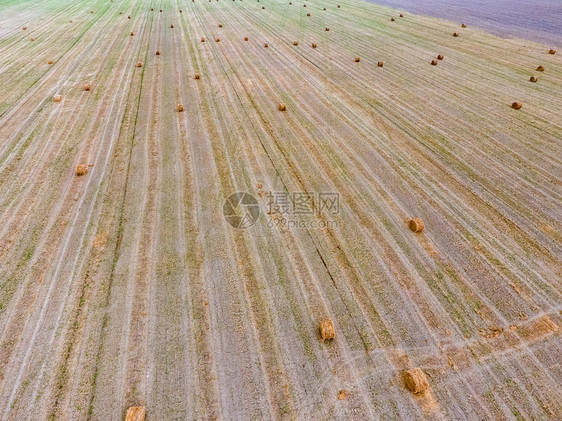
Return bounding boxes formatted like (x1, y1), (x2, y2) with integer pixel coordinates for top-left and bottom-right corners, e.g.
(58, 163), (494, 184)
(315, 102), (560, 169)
(0, 0), (561, 420)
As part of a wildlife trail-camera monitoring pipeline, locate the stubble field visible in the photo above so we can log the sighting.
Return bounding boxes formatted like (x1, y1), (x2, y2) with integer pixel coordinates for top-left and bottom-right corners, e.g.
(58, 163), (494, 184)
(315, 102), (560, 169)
(0, 0), (561, 419)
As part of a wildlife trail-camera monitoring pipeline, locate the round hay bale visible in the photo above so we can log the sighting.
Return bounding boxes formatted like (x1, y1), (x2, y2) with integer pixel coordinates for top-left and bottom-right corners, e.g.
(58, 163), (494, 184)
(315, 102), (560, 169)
(30, 37), (35, 41)
(437, 54), (444, 60)
(128, 16), (131, 19)
(69, 20), (73, 22)
(201, 37), (205, 42)
(461, 23), (467, 28)
(155, 50), (160, 55)
(400, 13), (404, 17)
(137, 62), (142, 67)
(180, 9), (182, 13)
(355, 57), (360, 62)
(511, 102), (522, 110)
(548, 49), (556, 54)
(377, 61), (384, 67)
(529, 76), (538, 82)
(403, 368), (429, 394)
(48, 60), (53, 65)
(536, 65), (544, 71)
(264, 42), (268, 47)
(125, 406), (145, 421)
(293, 41), (299, 45)
(409, 218), (424, 233)
(53, 95), (63, 103)
(312, 43), (317, 48)
(130, 32), (134, 36)
(177, 104), (184, 112)
(323, 7), (326, 10)
(319, 319), (335, 341)
(215, 37), (220, 42)
(337, 5), (341, 8)
(307, 12), (310, 16)
(90, 11), (93, 13)
(278, 103), (286, 111)
(219, 24), (223, 27)
(289, 1), (292, 4)
(119, 12), (122, 14)
(390, 17), (395, 21)
(170, 24), (174, 28)
(303, 4), (306, 6)
(194, 73), (200, 79)
(325, 27), (330, 31)
(453, 32), (459, 37)
(151, 8), (153, 10)
(160, 9), (163, 12)
(84, 84), (91, 91)
(431, 59), (438, 66)
(262, 6), (265, 9)
(75, 164), (88, 176)
(244, 36), (249, 41)
(23, 26), (27, 30)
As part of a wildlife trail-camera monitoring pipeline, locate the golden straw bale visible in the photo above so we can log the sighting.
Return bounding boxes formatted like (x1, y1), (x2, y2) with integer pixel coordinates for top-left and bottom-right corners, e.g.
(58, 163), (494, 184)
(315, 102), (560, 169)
(403, 368), (429, 394)
(125, 406), (145, 421)
(319, 319), (335, 341)
(409, 218), (424, 233)
(75, 164), (88, 176)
